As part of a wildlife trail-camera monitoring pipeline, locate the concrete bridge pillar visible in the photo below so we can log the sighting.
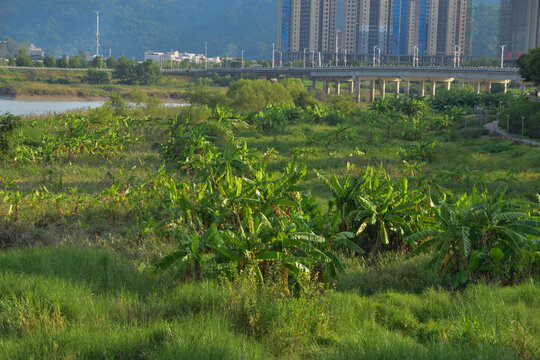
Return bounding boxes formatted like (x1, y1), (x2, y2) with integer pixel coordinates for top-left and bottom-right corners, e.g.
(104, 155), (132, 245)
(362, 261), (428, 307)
(419, 81), (425, 97)
(445, 82), (451, 91)
(335, 79), (341, 95)
(380, 80), (386, 100)
(394, 81), (400, 99)
(312, 80), (317, 91)
(370, 80), (376, 102)
(474, 82), (481, 94)
(430, 81), (436, 97)
(485, 82), (492, 93)
(355, 78), (361, 103)
(404, 81), (410, 96)
(503, 82), (508, 94)
(323, 80), (330, 95)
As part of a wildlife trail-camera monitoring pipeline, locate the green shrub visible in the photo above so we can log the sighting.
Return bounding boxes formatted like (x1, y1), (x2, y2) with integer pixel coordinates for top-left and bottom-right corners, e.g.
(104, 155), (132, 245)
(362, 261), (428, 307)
(498, 99), (540, 138)
(0, 113), (21, 159)
(84, 68), (111, 84)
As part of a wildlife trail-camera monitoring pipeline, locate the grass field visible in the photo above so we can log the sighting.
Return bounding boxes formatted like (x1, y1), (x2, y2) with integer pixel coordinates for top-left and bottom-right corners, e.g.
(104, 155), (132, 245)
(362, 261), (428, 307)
(0, 88), (539, 358)
(0, 247), (538, 359)
(0, 68), (193, 100)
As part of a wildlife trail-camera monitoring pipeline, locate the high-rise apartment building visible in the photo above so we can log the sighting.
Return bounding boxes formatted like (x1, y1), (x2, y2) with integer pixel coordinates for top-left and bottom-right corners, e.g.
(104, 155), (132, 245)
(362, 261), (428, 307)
(433, 0), (472, 57)
(342, 0), (390, 55)
(499, 0), (539, 58)
(526, 0), (540, 51)
(340, 0), (472, 60)
(390, 0), (429, 55)
(277, 0), (337, 59)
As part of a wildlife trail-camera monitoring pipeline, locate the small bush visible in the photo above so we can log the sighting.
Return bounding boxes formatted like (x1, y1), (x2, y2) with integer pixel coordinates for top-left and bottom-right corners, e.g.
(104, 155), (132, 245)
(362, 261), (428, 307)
(84, 68), (111, 84)
(0, 113), (21, 159)
(222, 265), (332, 355)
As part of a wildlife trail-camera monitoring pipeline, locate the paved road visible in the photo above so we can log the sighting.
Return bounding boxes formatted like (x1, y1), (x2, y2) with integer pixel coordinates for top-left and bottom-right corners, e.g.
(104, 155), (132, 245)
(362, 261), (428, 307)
(484, 121), (540, 148)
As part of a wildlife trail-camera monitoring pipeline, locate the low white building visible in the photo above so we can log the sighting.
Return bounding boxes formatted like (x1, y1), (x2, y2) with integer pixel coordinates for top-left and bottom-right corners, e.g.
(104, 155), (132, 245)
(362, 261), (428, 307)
(144, 50), (166, 62)
(29, 44), (44, 61)
(144, 50), (220, 64)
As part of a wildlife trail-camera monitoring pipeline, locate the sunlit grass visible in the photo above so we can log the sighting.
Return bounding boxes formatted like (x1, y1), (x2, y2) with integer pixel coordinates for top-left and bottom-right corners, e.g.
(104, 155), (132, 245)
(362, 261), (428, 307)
(0, 247), (537, 359)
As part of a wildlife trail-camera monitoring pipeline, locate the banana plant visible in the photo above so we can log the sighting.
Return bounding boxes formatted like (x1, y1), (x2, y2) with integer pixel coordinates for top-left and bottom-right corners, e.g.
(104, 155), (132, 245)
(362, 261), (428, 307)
(317, 165), (426, 254)
(406, 187), (540, 287)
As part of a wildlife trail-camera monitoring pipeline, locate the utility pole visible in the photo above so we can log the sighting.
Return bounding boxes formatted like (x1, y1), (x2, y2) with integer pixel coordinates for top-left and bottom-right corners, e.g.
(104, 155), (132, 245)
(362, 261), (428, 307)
(500, 44), (507, 68)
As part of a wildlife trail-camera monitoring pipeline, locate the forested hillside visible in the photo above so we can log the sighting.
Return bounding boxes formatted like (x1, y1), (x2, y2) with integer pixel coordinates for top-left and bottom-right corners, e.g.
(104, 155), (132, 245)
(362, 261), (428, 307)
(0, 0), (275, 59)
(472, 2), (500, 58)
(0, 0), (500, 60)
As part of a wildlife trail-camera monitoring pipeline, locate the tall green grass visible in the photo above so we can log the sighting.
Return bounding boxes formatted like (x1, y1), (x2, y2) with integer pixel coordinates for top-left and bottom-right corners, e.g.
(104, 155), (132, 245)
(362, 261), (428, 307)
(0, 247), (538, 359)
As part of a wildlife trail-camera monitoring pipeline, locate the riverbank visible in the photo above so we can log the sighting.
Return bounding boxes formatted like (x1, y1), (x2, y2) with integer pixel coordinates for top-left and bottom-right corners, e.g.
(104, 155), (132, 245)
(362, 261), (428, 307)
(0, 68), (192, 102)
(6, 94), (187, 104)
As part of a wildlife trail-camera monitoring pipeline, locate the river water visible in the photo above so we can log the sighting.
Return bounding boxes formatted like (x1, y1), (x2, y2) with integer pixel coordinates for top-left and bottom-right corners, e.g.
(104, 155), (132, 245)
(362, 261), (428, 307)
(0, 97), (187, 116)
(0, 97), (105, 116)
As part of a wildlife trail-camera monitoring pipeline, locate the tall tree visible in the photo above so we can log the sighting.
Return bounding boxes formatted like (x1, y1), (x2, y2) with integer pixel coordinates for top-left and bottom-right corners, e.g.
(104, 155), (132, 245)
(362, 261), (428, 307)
(43, 56), (55, 67)
(113, 56), (135, 84)
(69, 56), (81, 68)
(517, 47), (540, 85)
(91, 56), (104, 69)
(135, 59), (162, 85)
(15, 48), (31, 66)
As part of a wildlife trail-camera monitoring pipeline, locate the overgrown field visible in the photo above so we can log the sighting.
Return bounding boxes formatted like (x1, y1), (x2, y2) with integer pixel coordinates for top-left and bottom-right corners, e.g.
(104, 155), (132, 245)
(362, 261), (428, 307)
(0, 82), (539, 359)
(0, 68), (191, 100)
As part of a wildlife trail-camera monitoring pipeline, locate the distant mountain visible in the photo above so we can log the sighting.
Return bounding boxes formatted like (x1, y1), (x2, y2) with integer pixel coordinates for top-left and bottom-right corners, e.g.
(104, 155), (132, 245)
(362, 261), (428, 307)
(472, 2), (500, 58)
(0, 0), (500, 61)
(0, 0), (276, 60)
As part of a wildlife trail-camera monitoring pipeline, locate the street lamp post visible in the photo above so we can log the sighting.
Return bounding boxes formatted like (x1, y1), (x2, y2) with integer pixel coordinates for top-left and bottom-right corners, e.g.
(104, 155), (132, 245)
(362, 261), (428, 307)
(272, 43), (275, 68)
(311, 50), (315, 67)
(500, 44), (507, 68)
(241, 50), (245, 68)
(280, 51), (283, 67)
(344, 49), (347, 66)
(377, 47), (381, 66)
(373, 45), (378, 67)
(205, 42), (208, 70)
(335, 31), (339, 66)
(303, 48), (307, 68)
(413, 45), (419, 67)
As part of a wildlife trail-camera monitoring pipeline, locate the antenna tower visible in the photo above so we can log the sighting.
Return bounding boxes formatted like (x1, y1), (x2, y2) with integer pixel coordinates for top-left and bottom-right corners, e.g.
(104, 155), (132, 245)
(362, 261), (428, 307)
(95, 11), (100, 57)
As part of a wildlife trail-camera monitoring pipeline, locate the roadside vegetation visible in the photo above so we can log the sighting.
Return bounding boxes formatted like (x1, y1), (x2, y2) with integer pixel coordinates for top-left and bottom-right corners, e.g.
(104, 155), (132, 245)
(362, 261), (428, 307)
(0, 77), (539, 359)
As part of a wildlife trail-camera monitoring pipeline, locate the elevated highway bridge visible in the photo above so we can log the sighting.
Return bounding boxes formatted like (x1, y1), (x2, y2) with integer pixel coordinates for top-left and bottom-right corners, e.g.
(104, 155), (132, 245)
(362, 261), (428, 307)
(1, 65), (528, 103)
(165, 66), (526, 102)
